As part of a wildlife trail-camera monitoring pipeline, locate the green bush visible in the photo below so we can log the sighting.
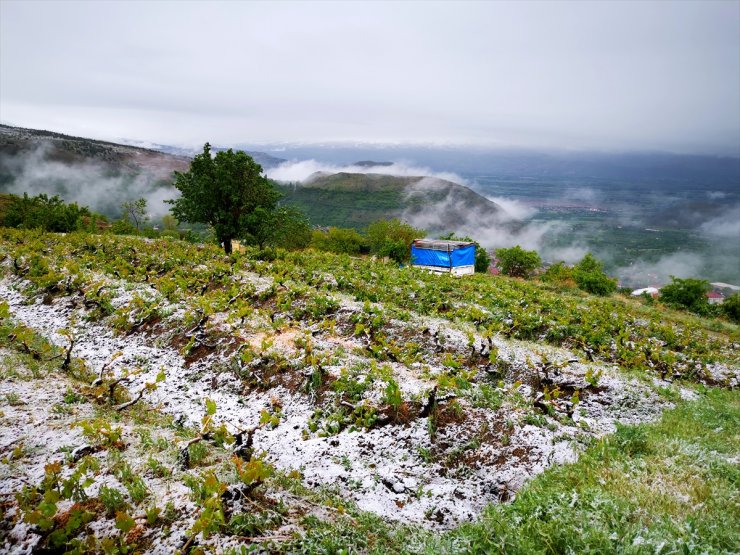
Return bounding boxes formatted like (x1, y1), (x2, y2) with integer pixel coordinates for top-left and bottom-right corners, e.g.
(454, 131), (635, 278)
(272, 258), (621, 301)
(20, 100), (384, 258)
(573, 253), (617, 296)
(110, 218), (138, 236)
(660, 276), (710, 314)
(311, 227), (367, 255)
(366, 218), (423, 263)
(541, 261), (575, 285)
(495, 246), (541, 278)
(722, 293), (740, 323)
(438, 232), (491, 272)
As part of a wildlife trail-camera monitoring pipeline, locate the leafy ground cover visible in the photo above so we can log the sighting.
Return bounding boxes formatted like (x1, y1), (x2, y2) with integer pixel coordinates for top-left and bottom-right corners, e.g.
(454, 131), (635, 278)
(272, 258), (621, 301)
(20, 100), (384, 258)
(0, 329), (362, 553)
(0, 229), (737, 553)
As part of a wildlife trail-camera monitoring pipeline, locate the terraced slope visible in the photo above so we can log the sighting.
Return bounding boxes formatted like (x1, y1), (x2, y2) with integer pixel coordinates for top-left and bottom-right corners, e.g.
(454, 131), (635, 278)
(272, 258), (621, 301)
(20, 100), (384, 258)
(0, 230), (737, 552)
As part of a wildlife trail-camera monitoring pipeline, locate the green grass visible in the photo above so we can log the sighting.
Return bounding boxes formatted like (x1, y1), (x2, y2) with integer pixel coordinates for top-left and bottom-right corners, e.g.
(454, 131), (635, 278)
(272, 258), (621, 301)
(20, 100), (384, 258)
(425, 388), (739, 554)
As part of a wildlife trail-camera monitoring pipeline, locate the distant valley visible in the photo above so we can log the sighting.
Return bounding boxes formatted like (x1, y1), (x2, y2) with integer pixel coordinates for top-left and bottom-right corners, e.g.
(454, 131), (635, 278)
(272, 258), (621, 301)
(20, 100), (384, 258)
(1, 124), (738, 286)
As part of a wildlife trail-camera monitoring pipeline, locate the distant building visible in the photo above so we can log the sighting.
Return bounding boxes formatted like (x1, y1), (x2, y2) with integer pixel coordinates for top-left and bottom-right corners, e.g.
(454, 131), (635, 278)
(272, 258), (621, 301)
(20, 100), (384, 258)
(411, 239), (475, 276)
(630, 287), (660, 297)
(710, 282), (740, 293)
(707, 291), (725, 305)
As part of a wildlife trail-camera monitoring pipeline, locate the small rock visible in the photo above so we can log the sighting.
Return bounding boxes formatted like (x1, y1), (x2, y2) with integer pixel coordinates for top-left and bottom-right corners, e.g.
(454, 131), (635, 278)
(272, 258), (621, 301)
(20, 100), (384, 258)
(71, 444), (96, 462)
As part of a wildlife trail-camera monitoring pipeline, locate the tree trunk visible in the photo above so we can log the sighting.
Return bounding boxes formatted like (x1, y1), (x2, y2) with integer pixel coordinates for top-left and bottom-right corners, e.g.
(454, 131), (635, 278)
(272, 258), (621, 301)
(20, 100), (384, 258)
(223, 238), (233, 254)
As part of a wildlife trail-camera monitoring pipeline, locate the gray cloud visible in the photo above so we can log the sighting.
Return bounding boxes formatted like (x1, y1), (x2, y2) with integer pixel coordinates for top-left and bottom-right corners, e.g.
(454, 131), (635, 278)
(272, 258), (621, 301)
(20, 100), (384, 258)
(1, 1), (738, 154)
(479, 196), (538, 222)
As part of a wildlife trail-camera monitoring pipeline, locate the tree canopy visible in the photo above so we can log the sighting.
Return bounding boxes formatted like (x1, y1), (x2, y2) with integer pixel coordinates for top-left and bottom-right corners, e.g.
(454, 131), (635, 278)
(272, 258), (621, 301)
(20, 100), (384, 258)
(495, 246), (541, 278)
(169, 144), (280, 254)
(252, 206), (312, 250)
(1, 193), (100, 233)
(659, 276), (710, 314)
(573, 253), (617, 296)
(366, 218), (423, 263)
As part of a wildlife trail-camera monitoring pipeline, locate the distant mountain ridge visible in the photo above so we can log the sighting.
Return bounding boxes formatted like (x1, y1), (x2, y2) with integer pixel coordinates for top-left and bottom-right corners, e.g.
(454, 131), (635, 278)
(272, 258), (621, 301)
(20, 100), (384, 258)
(0, 125), (285, 217)
(352, 161), (394, 167)
(277, 172), (509, 232)
(0, 125), (503, 233)
(0, 124), (286, 173)
(0, 124), (191, 180)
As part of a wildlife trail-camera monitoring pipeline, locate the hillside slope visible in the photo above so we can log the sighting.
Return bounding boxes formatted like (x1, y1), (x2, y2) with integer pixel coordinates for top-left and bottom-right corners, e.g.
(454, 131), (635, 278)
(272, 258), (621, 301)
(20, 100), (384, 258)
(0, 125), (190, 218)
(0, 230), (737, 552)
(0, 124), (191, 180)
(0, 125), (284, 218)
(277, 172), (509, 231)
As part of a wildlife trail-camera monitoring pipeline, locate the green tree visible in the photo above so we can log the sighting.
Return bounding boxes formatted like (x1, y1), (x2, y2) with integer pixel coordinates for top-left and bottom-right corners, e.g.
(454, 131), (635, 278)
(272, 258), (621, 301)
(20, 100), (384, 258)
(250, 206), (312, 250)
(659, 276), (710, 314)
(438, 232), (491, 273)
(121, 198), (148, 232)
(722, 293), (740, 323)
(366, 218), (423, 263)
(161, 214), (179, 231)
(573, 253), (617, 296)
(541, 261), (575, 286)
(169, 143), (280, 254)
(2, 193), (92, 233)
(495, 246), (541, 278)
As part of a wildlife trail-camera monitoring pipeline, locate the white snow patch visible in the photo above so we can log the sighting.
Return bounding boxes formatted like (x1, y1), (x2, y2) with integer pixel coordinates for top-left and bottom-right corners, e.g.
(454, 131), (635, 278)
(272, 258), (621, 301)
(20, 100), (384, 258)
(1, 276), (673, 529)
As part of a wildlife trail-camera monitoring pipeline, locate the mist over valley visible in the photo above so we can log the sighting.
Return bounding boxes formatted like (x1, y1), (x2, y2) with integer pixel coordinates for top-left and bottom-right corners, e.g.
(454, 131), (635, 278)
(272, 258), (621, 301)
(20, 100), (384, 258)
(2, 124), (736, 287)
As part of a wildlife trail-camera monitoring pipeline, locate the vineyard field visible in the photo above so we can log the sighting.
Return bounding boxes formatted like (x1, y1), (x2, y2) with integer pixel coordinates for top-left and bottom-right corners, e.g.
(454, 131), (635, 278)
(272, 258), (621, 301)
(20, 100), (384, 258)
(0, 229), (737, 553)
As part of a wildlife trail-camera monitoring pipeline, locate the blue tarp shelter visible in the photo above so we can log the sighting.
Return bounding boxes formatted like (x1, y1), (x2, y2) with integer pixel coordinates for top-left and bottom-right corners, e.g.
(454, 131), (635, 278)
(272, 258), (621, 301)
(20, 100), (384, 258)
(410, 239), (476, 275)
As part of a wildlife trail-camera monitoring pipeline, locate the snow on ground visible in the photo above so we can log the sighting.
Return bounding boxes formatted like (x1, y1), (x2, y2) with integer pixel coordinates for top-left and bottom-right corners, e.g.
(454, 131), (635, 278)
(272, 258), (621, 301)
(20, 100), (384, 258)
(0, 351), (199, 554)
(0, 276), (671, 529)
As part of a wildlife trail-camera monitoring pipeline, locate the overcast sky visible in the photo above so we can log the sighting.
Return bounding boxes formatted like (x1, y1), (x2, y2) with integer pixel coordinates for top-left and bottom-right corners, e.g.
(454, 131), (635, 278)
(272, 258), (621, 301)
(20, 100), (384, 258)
(1, 0), (738, 154)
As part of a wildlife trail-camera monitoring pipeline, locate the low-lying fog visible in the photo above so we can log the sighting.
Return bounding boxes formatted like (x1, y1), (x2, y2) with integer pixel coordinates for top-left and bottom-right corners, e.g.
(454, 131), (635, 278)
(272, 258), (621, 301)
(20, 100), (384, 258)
(3, 145), (738, 287)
